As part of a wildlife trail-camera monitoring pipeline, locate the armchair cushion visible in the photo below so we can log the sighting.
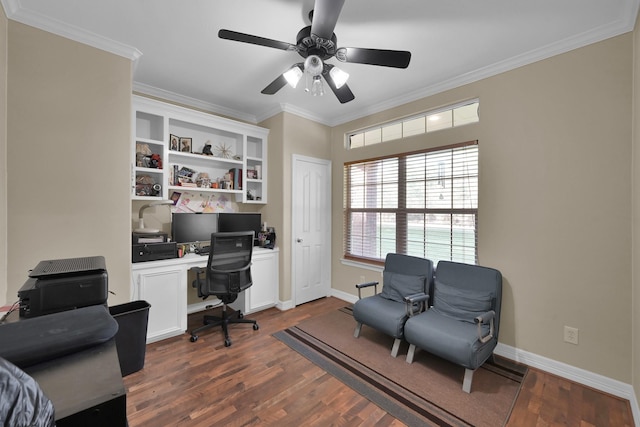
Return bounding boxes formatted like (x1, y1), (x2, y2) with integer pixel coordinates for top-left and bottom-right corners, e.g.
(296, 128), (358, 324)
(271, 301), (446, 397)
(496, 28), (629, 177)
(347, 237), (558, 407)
(405, 310), (496, 369)
(432, 280), (493, 325)
(353, 295), (410, 339)
(380, 272), (426, 303)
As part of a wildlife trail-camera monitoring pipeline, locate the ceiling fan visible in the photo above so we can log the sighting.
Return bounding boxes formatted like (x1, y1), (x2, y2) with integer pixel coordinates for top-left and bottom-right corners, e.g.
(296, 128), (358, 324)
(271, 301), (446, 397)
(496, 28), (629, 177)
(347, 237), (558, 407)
(218, 0), (411, 104)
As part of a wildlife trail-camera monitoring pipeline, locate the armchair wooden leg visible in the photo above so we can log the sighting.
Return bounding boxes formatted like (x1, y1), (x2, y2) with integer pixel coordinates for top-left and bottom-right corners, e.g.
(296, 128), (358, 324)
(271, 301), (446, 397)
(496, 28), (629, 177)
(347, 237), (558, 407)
(391, 338), (401, 358)
(463, 368), (475, 393)
(406, 344), (417, 363)
(354, 322), (362, 338)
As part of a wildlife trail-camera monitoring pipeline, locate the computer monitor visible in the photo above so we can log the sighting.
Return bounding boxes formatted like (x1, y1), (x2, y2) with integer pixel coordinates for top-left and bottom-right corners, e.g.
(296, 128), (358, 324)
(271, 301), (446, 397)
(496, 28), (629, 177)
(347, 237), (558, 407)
(171, 213), (218, 245)
(217, 213), (262, 246)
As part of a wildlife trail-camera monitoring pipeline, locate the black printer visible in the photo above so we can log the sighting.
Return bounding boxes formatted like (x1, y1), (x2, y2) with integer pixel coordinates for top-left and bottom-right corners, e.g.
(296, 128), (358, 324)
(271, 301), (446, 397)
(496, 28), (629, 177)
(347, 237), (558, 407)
(18, 256), (109, 318)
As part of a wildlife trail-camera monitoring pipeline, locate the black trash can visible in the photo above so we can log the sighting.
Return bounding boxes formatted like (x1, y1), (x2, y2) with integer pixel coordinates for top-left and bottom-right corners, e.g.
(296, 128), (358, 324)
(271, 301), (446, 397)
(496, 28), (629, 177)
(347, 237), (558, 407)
(109, 300), (151, 377)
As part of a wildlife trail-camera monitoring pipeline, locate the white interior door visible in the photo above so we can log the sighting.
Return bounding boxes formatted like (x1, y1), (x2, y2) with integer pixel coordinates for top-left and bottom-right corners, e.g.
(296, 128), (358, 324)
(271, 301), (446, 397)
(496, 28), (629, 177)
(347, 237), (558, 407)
(292, 155), (331, 305)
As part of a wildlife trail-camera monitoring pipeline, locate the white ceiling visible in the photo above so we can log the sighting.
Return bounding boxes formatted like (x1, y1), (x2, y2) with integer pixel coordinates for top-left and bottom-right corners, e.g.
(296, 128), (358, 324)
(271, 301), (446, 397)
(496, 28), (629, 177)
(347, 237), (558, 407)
(4, 0), (639, 126)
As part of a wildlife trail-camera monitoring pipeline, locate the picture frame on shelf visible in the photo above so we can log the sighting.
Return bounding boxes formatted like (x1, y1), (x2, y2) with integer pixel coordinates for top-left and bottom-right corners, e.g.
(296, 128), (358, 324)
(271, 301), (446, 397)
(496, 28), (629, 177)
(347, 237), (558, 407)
(179, 137), (192, 153)
(170, 134), (180, 151)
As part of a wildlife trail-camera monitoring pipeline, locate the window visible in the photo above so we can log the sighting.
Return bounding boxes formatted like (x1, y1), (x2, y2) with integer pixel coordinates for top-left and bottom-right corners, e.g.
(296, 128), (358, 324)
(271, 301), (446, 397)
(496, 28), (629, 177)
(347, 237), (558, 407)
(344, 141), (478, 266)
(347, 100), (479, 149)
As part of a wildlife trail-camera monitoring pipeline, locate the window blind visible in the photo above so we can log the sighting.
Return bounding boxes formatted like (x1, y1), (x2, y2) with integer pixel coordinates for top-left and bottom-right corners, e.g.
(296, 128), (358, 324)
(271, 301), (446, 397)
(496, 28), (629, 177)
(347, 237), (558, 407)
(344, 141), (478, 265)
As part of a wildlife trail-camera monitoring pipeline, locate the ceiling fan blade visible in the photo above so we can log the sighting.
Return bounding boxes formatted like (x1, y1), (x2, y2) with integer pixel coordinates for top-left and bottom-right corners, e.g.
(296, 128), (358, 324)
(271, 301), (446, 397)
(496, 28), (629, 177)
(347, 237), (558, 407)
(261, 74), (288, 95)
(261, 64), (304, 95)
(323, 64), (355, 104)
(311, 0), (345, 40)
(336, 47), (411, 68)
(219, 29), (296, 51)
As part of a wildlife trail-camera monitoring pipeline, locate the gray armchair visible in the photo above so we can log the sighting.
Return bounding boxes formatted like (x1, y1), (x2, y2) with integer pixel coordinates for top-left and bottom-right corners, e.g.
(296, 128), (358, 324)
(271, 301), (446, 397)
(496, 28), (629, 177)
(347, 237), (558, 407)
(403, 261), (502, 392)
(353, 253), (434, 357)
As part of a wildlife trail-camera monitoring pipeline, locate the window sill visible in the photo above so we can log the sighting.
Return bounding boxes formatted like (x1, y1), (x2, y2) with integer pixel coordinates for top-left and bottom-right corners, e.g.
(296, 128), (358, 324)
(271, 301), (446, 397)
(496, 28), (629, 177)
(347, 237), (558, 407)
(340, 258), (384, 273)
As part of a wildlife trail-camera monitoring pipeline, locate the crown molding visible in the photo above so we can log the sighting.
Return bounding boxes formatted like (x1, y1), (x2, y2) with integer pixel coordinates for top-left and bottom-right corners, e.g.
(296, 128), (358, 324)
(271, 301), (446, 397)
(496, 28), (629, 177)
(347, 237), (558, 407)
(256, 102), (330, 126)
(327, 9), (638, 127)
(132, 82), (258, 124)
(1, 0), (141, 61)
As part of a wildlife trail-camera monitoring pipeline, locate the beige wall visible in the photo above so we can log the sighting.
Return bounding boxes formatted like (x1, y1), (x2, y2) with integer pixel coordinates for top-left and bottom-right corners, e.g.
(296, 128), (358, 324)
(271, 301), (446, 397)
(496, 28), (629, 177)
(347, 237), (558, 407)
(633, 11), (640, 409)
(6, 22), (133, 305)
(259, 112), (331, 303)
(332, 34), (633, 383)
(0, 6), (7, 306)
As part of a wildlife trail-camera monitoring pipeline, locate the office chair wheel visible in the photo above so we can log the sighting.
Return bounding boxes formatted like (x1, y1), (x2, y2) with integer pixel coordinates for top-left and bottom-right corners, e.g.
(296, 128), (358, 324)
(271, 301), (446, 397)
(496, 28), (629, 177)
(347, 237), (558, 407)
(224, 338), (232, 347)
(253, 323), (259, 330)
(190, 335), (198, 342)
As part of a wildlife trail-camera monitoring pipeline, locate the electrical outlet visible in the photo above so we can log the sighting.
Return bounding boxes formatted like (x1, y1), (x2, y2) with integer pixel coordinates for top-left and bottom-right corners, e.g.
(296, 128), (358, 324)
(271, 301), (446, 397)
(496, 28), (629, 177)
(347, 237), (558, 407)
(564, 326), (579, 345)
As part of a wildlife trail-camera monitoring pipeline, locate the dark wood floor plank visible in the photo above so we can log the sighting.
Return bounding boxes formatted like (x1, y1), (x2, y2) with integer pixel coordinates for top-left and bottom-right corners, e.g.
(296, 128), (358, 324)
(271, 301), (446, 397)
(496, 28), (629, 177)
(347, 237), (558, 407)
(124, 297), (633, 427)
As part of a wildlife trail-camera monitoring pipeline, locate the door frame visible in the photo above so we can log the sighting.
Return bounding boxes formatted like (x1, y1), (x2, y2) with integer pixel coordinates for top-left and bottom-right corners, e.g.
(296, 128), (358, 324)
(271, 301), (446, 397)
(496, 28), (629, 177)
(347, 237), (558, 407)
(291, 154), (332, 306)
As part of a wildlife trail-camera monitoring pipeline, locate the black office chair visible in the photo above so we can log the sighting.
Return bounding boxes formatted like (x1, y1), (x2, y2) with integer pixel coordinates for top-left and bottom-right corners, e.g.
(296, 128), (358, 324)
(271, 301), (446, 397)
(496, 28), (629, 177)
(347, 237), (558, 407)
(189, 231), (259, 347)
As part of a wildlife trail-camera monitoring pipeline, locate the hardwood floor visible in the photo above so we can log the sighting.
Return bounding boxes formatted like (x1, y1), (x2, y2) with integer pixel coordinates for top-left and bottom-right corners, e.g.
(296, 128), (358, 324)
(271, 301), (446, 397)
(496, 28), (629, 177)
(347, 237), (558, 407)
(124, 297), (634, 426)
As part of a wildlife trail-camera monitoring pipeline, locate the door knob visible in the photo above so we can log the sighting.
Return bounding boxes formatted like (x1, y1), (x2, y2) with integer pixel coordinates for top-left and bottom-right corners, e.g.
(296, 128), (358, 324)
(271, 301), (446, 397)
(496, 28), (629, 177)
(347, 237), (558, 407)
(296, 238), (303, 243)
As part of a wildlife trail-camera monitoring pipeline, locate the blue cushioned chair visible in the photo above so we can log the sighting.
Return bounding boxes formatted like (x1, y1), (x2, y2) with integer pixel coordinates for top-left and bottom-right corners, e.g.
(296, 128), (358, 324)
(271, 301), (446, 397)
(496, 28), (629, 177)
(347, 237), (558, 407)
(403, 260), (502, 393)
(353, 253), (434, 357)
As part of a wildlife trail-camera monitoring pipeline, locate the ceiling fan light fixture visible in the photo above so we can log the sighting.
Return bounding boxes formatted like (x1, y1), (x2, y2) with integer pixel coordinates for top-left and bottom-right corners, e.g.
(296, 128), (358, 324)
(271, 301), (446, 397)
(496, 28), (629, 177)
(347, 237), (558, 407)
(310, 75), (324, 96)
(329, 66), (349, 89)
(283, 66), (303, 88)
(304, 55), (324, 76)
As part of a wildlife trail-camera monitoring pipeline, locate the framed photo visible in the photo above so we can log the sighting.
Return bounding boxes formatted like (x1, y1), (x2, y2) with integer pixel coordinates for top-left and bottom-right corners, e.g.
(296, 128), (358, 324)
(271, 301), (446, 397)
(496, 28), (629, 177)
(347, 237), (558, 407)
(169, 134), (180, 151)
(179, 137), (192, 153)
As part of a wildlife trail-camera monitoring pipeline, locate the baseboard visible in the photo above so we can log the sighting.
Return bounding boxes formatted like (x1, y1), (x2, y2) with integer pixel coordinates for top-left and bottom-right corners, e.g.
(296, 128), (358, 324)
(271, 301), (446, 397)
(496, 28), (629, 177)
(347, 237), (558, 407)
(495, 343), (639, 424)
(331, 288), (358, 304)
(329, 289), (639, 424)
(277, 299), (295, 311)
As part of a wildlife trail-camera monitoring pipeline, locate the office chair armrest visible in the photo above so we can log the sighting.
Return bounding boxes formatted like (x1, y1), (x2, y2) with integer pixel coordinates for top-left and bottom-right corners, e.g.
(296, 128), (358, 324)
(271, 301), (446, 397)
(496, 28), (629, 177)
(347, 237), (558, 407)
(355, 281), (379, 299)
(475, 310), (496, 343)
(189, 267), (206, 288)
(404, 292), (429, 317)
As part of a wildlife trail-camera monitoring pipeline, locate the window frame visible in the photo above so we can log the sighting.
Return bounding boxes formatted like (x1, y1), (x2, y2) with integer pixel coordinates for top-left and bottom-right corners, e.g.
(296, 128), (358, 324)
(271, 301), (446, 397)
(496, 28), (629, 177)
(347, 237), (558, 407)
(343, 140), (479, 266)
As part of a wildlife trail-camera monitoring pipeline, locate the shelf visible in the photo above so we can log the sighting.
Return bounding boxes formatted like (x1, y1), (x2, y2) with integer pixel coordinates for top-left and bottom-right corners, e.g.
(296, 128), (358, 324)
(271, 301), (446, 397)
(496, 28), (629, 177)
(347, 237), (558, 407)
(168, 185), (242, 194)
(132, 95), (268, 203)
(135, 166), (163, 173)
(135, 137), (163, 145)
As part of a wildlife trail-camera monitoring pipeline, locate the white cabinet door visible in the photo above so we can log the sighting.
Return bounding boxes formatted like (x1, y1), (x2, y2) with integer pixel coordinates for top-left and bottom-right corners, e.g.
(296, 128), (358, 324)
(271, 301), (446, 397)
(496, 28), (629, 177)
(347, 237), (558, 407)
(133, 265), (187, 343)
(249, 251), (279, 312)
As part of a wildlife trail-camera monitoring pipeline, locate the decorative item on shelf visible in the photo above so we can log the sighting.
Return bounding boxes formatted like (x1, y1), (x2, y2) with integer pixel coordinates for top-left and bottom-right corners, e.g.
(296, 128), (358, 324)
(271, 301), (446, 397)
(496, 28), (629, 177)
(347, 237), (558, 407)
(228, 168), (242, 190)
(202, 140), (214, 156)
(247, 189), (254, 200)
(177, 166), (197, 185)
(214, 142), (232, 158)
(135, 175), (161, 197)
(196, 173), (211, 188)
(233, 155), (241, 161)
(134, 200), (174, 234)
(179, 137), (192, 153)
(247, 169), (257, 179)
(169, 134), (180, 151)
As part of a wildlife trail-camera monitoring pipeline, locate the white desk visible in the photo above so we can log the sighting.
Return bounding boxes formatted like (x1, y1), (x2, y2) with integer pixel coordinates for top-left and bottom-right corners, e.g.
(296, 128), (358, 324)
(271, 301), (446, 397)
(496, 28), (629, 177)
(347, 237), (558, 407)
(131, 247), (279, 343)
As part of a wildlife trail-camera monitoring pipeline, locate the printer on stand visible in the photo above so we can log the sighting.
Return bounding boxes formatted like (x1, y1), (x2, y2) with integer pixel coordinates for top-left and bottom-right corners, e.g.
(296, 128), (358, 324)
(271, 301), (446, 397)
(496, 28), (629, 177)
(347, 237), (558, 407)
(18, 256), (109, 318)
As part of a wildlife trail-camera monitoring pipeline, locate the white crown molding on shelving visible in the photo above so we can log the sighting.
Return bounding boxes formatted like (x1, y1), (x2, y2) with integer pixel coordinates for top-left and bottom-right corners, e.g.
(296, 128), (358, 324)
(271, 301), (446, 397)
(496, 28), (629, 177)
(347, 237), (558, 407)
(1, 0), (142, 62)
(132, 82), (259, 125)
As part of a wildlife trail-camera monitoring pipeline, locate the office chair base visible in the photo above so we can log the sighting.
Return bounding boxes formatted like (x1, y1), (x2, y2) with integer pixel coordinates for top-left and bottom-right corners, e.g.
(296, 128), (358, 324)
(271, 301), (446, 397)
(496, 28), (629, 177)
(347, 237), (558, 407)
(189, 306), (258, 347)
